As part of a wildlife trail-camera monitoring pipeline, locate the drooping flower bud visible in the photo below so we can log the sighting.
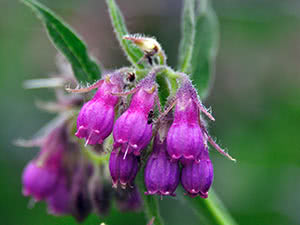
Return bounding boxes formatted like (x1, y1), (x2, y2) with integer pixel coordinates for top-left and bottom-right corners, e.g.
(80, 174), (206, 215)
(115, 185), (143, 212)
(124, 34), (161, 55)
(88, 167), (112, 216)
(47, 177), (71, 215)
(113, 76), (157, 156)
(109, 150), (139, 188)
(76, 74), (123, 145)
(166, 81), (206, 163)
(144, 137), (180, 196)
(21, 122), (72, 201)
(22, 160), (59, 201)
(181, 150), (214, 198)
(124, 34), (165, 65)
(70, 162), (93, 222)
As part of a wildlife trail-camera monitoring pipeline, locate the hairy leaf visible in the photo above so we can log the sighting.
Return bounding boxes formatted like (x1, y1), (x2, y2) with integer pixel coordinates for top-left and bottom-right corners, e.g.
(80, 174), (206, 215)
(156, 74), (170, 108)
(22, 0), (101, 84)
(106, 0), (144, 69)
(178, 0), (195, 73)
(191, 0), (219, 99)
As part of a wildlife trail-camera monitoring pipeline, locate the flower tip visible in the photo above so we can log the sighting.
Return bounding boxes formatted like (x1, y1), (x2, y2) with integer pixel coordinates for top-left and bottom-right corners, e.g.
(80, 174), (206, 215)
(75, 126), (87, 138)
(112, 182), (118, 189)
(145, 85), (156, 94)
(200, 192), (208, 199)
(22, 188), (30, 197)
(224, 152), (236, 162)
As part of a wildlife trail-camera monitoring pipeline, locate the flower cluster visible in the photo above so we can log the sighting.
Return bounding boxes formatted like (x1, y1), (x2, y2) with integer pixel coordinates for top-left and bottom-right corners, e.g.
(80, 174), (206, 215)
(21, 118), (143, 221)
(20, 42), (235, 223)
(20, 67), (143, 222)
(70, 66), (234, 198)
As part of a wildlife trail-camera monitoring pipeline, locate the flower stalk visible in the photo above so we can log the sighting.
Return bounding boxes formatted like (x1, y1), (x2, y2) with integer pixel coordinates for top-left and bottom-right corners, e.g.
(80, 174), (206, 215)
(183, 189), (238, 225)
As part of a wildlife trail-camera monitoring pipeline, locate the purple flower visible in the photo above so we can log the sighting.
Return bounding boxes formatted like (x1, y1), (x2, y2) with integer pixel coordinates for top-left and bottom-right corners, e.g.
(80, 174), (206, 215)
(144, 138), (180, 196)
(22, 122), (76, 201)
(181, 150), (213, 198)
(22, 160), (59, 201)
(76, 75), (122, 145)
(109, 150), (139, 188)
(115, 185), (143, 212)
(113, 79), (156, 156)
(47, 177), (71, 215)
(167, 84), (206, 163)
(70, 163), (93, 222)
(88, 169), (112, 216)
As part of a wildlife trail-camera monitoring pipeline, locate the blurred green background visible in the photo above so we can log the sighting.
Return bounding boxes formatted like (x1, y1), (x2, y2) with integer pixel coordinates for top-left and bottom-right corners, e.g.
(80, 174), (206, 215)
(1, 0), (300, 224)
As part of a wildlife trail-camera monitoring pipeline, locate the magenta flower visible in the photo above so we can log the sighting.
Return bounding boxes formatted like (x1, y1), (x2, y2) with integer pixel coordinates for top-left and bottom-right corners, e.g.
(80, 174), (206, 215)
(144, 137), (180, 196)
(76, 74), (122, 145)
(181, 150), (214, 198)
(22, 160), (59, 201)
(109, 150), (139, 188)
(22, 124), (69, 200)
(47, 177), (71, 215)
(115, 185), (143, 212)
(166, 82), (207, 163)
(89, 181), (112, 216)
(70, 164), (93, 222)
(113, 77), (157, 156)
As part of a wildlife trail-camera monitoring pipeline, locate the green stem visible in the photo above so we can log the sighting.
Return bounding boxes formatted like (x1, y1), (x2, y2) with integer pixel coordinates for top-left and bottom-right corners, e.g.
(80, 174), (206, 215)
(142, 195), (164, 225)
(158, 49), (167, 65)
(183, 189), (238, 225)
(162, 67), (179, 95)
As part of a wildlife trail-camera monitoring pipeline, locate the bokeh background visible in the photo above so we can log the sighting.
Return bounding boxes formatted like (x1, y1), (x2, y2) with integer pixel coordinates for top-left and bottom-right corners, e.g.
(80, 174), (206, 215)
(1, 0), (300, 224)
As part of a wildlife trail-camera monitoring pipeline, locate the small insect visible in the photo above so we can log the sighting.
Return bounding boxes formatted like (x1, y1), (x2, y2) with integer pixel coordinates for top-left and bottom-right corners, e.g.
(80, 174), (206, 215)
(144, 45), (159, 65)
(147, 110), (154, 124)
(126, 72), (136, 82)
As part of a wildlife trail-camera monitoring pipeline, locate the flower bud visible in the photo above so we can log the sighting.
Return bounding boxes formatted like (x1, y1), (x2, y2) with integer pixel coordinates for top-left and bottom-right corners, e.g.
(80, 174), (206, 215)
(115, 185), (143, 212)
(22, 122), (78, 201)
(113, 80), (156, 156)
(124, 34), (161, 55)
(22, 160), (59, 201)
(88, 168), (112, 216)
(47, 177), (71, 215)
(167, 85), (206, 162)
(181, 150), (213, 198)
(144, 138), (180, 196)
(109, 150), (139, 188)
(70, 163), (93, 222)
(76, 75), (122, 145)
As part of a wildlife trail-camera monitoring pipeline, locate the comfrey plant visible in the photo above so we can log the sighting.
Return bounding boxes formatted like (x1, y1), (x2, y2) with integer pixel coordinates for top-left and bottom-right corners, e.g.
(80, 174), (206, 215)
(20, 0), (237, 224)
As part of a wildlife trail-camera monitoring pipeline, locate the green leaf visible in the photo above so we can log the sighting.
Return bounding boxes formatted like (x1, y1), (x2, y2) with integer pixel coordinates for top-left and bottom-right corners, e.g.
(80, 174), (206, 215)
(106, 0), (144, 69)
(156, 67), (179, 108)
(190, 0), (219, 99)
(22, 0), (101, 84)
(156, 73), (170, 108)
(178, 0), (195, 73)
